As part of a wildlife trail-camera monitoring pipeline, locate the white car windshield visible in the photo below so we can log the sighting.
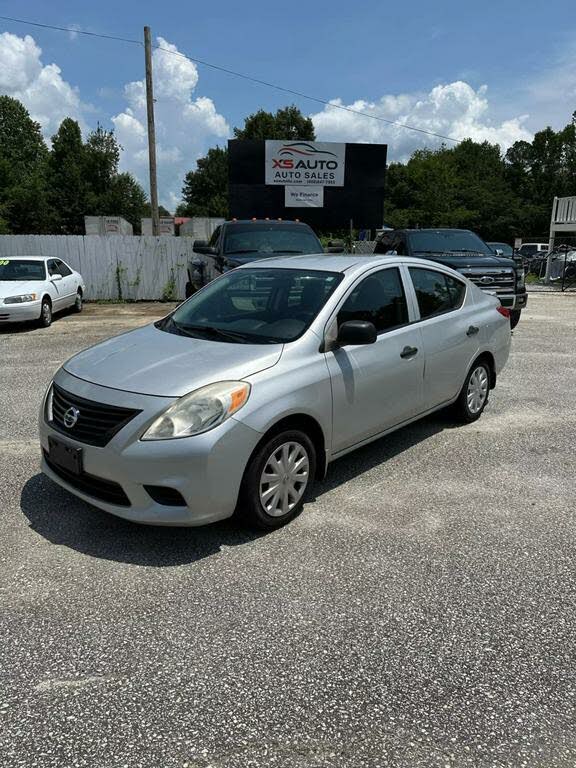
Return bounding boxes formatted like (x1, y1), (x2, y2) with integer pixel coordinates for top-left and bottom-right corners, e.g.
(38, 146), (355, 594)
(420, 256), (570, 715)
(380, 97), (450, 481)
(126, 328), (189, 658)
(0, 259), (46, 281)
(158, 268), (343, 344)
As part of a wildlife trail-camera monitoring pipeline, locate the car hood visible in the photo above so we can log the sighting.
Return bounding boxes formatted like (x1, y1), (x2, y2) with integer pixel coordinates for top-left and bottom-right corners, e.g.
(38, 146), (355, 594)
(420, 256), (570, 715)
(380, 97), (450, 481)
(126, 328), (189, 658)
(63, 323), (283, 397)
(413, 252), (516, 269)
(0, 280), (42, 299)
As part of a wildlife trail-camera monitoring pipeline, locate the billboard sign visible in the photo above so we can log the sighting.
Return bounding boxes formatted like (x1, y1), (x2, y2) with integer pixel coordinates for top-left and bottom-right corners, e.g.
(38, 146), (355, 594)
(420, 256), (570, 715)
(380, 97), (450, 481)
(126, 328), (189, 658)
(265, 141), (345, 187)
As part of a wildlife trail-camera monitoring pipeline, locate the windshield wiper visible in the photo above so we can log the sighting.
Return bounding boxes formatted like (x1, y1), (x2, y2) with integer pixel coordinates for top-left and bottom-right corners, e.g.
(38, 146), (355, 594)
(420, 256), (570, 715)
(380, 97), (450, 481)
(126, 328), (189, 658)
(272, 249), (303, 254)
(177, 324), (252, 343)
(225, 249), (259, 255)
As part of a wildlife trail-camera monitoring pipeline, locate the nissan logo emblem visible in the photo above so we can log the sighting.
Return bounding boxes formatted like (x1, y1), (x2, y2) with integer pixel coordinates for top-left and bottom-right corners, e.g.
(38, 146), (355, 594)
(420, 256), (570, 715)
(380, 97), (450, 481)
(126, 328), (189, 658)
(63, 406), (80, 428)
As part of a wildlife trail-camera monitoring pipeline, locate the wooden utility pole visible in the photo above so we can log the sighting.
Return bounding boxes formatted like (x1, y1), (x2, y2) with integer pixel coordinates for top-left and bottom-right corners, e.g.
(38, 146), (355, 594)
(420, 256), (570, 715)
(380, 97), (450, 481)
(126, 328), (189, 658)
(144, 26), (160, 236)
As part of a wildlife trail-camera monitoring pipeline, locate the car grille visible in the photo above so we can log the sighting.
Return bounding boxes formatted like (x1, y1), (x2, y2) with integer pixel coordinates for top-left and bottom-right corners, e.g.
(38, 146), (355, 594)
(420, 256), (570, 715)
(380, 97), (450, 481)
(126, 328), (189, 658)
(43, 450), (131, 507)
(460, 268), (516, 292)
(50, 384), (142, 447)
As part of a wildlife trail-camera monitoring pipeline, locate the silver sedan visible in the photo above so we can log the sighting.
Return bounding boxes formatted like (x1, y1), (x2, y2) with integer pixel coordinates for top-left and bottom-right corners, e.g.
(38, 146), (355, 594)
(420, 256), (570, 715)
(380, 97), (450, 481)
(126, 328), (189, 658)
(39, 255), (511, 529)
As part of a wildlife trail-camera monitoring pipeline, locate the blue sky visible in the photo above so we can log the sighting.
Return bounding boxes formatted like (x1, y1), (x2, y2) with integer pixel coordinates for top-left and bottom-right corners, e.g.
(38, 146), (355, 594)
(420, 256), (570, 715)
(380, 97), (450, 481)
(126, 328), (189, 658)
(1, 1), (574, 207)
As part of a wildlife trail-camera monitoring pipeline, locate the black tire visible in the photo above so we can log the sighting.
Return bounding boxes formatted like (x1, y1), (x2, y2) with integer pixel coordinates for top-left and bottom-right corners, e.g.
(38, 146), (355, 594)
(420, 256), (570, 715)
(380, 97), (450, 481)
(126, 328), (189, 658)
(38, 298), (52, 328)
(73, 290), (83, 313)
(509, 309), (521, 330)
(237, 429), (316, 530)
(453, 360), (491, 423)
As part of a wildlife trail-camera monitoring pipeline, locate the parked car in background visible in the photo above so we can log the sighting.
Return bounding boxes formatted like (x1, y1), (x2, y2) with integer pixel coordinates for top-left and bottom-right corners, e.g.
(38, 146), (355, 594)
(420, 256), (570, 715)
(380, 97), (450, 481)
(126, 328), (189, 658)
(487, 242), (515, 258)
(186, 219), (342, 297)
(0, 256), (85, 327)
(374, 228), (527, 328)
(40, 255), (511, 530)
(517, 242), (549, 259)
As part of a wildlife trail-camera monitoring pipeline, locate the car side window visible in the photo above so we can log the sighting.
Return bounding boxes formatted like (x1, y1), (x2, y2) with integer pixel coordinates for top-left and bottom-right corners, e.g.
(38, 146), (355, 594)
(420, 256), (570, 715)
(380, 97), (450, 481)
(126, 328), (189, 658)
(47, 259), (59, 277)
(56, 260), (72, 277)
(338, 268), (409, 334)
(409, 268), (465, 319)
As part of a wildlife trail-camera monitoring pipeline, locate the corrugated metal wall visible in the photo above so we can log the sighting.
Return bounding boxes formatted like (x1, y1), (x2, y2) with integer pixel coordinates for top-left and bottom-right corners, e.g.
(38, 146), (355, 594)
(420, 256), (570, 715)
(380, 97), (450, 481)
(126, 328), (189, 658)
(0, 236), (198, 300)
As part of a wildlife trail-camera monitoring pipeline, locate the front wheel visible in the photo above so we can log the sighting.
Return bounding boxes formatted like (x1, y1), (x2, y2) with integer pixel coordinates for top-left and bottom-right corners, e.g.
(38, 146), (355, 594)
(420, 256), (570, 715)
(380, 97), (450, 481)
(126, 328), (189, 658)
(237, 430), (316, 530)
(73, 290), (83, 313)
(509, 309), (521, 329)
(453, 361), (490, 423)
(38, 298), (52, 328)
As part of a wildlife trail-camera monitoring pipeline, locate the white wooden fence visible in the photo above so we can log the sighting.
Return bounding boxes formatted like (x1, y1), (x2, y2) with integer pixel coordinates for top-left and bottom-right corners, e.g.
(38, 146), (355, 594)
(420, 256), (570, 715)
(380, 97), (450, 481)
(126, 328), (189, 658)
(0, 236), (199, 300)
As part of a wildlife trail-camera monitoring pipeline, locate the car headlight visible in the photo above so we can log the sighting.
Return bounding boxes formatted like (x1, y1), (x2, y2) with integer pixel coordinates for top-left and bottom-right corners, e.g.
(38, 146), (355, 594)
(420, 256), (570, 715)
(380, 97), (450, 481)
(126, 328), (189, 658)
(515, 268), (525, 289)
(141, 381), (251, 441)
(4, 293), (37, 304)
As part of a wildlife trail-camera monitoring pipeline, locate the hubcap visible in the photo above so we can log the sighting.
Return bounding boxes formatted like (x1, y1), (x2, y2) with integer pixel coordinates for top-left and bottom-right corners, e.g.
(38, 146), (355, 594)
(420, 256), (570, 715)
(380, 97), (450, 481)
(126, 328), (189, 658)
(467, 365), (488, 414)
(43, 304), (51, 322)
(259, 441), (310, 517)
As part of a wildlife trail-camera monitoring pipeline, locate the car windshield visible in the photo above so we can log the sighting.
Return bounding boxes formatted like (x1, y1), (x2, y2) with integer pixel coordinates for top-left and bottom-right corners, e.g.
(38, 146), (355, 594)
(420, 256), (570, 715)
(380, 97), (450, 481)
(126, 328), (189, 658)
(409, 231), (493, 255)
(157, 268), (343, 344)
(224, 224), (322, 256)
(0, 259), (46, 281)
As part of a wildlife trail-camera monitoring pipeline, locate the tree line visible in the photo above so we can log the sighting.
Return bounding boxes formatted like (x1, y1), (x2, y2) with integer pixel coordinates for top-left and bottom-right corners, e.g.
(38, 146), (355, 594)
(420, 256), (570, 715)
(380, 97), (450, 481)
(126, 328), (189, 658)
(1, 94), (574, 242)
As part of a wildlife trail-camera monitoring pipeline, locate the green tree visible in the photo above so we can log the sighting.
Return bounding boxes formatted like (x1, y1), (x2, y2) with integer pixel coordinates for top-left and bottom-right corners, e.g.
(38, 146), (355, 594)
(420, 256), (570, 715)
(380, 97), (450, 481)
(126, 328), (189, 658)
(234, 105), (315, 141)
(48, 118), (87, 234)
(104, 172), (148, 231)
(177, 146), (228, 218)
(0, 95), (52, 233)
(83, 124), (121, 212)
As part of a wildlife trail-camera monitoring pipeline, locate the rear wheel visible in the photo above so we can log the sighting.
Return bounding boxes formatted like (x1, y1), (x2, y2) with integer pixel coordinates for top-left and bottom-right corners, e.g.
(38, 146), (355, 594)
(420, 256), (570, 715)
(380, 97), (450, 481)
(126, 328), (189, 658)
(38, 298), (52, 328)
(509, 309), (521, 329)
(454, 360), (490, 423)
(237, 430), (316, 529)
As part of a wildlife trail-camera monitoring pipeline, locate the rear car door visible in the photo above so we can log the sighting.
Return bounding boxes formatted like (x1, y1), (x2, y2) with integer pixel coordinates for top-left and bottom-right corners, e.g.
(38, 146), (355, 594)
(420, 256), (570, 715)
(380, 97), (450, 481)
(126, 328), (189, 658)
(326, 266), (424, 455)
(407, 266), (479, 410)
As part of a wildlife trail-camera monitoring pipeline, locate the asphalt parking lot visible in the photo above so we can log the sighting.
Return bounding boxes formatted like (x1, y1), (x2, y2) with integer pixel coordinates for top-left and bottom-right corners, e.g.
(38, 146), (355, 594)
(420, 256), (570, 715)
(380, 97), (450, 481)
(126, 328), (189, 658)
(1, 293), (575, 768)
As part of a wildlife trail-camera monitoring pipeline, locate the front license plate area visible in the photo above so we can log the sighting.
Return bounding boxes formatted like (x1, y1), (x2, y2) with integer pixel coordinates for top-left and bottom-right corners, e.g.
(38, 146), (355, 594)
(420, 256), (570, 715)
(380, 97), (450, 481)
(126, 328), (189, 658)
(48, 436), (83, 476)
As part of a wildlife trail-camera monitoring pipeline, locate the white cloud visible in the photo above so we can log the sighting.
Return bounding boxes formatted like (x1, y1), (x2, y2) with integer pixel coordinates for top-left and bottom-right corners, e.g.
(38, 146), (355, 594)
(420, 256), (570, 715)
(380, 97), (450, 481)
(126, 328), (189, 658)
(0, 32), (85, 137)
(311, 81), (533, 160)
(112, 37), (229, 210)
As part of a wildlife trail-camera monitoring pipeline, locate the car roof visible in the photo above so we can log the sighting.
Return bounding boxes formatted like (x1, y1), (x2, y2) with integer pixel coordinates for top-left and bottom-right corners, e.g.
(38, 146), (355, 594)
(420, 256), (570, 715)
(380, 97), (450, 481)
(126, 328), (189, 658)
(2, 255), (47, 261)
(236, 253), (454, 274)
(225, 219), (311, 227)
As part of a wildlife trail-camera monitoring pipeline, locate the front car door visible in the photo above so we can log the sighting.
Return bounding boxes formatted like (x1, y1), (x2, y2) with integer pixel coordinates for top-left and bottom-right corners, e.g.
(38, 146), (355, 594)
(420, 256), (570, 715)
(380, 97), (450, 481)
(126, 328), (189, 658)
(406, 266), (480, 410)
(325, 266), (424, 456)
(54, 259), (78, 307)
(46, 259), (66, 309)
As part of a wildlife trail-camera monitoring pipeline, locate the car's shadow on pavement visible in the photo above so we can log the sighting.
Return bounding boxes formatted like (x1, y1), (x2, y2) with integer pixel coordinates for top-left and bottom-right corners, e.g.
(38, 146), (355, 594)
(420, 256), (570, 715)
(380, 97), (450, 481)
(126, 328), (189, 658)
(20, 411), (456, 567)
(20, 474), (266, 567)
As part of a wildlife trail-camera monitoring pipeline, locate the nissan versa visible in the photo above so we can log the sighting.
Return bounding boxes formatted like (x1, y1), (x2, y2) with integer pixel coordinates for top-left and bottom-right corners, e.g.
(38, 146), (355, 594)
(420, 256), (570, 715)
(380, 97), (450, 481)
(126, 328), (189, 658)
(39, 255), (511, 529)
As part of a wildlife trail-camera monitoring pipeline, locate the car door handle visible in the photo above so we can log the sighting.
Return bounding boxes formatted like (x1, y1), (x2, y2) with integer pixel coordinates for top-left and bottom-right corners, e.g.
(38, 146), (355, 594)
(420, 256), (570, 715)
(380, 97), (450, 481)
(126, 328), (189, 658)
(466, 325), (479, 336)
(400, 345), (418, 359)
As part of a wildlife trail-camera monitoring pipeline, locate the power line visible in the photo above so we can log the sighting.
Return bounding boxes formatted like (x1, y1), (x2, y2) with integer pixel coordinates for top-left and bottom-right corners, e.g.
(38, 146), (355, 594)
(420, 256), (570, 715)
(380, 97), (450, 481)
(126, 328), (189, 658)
(0, 14), (461, 144)
(0, 15), (141, 45)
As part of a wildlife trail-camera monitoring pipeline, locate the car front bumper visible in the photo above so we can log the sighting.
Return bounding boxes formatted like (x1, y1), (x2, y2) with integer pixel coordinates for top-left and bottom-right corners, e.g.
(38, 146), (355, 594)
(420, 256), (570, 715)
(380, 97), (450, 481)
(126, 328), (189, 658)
(39, 369), (263, 526)
(0, 300), (42, 323)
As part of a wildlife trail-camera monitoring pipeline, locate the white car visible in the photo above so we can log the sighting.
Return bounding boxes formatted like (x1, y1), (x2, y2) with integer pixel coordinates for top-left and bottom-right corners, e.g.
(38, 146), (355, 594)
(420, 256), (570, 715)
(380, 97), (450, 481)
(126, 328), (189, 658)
(0, 256), (85, 327)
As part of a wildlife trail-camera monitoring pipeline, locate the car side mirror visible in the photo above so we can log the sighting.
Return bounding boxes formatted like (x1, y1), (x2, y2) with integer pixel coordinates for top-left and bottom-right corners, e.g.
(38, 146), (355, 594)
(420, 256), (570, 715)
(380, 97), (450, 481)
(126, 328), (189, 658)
(51, 273), (63, 282)
(337, 320), (377, 347)
(325, 239), (345, 254)
(494, 248), (504, 256)
(193, 240), (217, 255)
(385, 249), (398, 256)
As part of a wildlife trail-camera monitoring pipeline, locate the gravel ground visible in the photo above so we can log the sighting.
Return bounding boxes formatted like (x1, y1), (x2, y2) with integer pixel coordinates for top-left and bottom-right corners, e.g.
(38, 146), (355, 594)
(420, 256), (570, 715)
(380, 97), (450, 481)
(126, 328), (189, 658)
(1, 295), (575, 768)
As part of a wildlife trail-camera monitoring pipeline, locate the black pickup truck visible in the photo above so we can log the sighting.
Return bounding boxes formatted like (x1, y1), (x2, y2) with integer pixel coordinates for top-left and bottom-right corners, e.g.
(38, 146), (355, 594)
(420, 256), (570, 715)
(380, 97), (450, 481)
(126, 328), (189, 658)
(374, 228), (527, 328)
(186, 219), (341, 297)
